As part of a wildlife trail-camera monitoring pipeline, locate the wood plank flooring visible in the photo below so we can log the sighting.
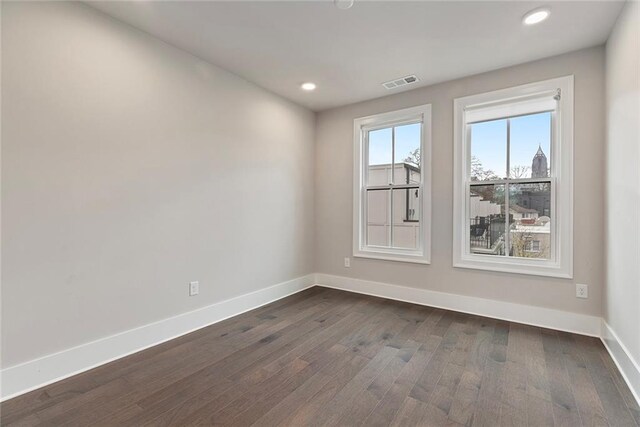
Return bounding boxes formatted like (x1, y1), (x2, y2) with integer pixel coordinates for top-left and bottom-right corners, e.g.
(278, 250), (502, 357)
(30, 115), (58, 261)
(2, 287), (638, 426)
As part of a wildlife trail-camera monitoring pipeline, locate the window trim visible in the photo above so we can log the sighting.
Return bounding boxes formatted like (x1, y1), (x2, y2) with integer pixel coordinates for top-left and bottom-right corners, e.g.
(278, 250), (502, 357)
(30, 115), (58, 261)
(453, 76), (574, 278)
(353, 104), (432, 264)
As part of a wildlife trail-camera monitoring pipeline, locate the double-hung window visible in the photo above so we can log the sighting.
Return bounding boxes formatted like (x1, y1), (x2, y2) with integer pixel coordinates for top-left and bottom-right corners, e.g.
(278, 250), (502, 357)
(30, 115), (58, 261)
(453, 77), (573, 278)
(353, 104), (432, 264)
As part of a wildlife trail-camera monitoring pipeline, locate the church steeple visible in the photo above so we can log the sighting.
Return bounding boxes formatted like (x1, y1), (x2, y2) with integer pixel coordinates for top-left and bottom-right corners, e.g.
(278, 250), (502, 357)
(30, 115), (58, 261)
(532, 144), (548, 178)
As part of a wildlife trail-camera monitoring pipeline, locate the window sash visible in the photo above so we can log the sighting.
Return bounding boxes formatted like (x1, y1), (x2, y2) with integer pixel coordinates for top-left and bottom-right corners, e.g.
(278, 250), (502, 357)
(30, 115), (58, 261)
(466, 110), (555, 181)
(464, 179), (556, 262)
(363, 187), (422, 250)
(363, 124), (422, 188)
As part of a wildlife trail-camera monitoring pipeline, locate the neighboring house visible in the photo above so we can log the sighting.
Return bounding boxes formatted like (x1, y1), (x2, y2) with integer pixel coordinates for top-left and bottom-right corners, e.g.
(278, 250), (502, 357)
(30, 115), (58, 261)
(510, 217), (551, 258)
(515, 186), (551, 217)
(366, 162), (420, 249)
(469, 193), (501, 218)
(509, 204), (539, 221)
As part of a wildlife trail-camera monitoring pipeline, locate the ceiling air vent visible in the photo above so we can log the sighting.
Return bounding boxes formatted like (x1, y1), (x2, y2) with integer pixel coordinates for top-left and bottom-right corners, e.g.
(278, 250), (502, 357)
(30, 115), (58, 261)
(382, 75), (419, 90)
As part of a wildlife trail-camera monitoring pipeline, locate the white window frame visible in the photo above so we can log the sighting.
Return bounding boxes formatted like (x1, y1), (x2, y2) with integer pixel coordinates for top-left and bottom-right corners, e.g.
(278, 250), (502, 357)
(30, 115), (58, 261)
(453, 76), (573, 278)
(526, 240), (541, 253)
(353, 104), (432, 264)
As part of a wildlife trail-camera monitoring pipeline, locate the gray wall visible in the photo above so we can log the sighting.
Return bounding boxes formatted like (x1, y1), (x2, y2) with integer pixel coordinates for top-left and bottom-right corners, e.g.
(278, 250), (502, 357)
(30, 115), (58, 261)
(315, 47), (605, 317)
(1, 1), (315, 368)
(605, 1), (640, 368)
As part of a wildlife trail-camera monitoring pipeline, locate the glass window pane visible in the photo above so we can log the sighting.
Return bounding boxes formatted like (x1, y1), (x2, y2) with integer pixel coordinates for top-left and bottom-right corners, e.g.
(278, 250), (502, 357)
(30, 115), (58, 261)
(508, 182), (551, 259)
(366, 189), (390, 247)
(509, 112), (551, 179)
(394, 123), (421, 185)
(367, 128), (392, 186)
(469, 184), (506, 256)
(392, 188), (420, 250)
(470, 119), (507, 181)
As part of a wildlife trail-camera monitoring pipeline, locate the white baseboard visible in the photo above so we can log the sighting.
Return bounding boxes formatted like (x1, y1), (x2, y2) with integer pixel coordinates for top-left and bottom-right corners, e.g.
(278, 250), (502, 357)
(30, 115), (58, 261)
(5, 272), (637, 408)
(315, 273), (602, 337)
(601, 321), (640, 406)
(316, 274), (639, 405)
(0, 274), (316, 401)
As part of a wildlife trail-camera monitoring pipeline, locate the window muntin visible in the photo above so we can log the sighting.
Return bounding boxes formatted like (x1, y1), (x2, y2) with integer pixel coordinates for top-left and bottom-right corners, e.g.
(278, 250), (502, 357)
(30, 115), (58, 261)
(354, 105), (431, 264)
(453, 76), (573, 278)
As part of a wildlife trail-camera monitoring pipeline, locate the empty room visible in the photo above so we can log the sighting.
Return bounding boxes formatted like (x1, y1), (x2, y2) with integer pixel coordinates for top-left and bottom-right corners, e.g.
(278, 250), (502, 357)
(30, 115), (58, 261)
(1, 0), (639, 425)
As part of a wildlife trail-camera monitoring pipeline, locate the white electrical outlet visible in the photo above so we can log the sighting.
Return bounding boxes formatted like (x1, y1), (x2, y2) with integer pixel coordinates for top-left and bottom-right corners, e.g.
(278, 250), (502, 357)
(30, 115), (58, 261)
(344, 257), (351, 268)
(189, 281), (199, 296)
(576, 283), (588, 299)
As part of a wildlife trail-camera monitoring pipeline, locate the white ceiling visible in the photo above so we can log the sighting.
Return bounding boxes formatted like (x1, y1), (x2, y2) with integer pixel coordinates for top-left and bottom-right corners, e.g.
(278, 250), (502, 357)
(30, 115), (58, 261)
(89, 1), (624, 111)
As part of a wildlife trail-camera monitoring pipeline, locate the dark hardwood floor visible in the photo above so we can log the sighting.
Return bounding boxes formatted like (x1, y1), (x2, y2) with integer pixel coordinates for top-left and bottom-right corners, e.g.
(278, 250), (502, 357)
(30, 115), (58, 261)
(2, 287), (639, 426)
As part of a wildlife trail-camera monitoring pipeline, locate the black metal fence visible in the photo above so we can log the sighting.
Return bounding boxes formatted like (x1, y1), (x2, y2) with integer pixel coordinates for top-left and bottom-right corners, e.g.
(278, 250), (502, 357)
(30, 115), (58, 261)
(470, 216), (505, 252)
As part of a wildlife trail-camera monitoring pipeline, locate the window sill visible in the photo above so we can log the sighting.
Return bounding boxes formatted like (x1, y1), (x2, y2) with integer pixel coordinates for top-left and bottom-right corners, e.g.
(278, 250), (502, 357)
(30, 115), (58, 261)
(354, 250), (431, 265)
(454, 256), (572, 279)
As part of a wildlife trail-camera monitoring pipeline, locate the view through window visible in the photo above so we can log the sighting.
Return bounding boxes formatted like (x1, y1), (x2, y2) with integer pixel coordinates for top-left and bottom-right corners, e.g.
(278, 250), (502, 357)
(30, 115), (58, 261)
(469, 111), (552, 259)
(354, 104), (431, 263)
(366, 122), (422, 249)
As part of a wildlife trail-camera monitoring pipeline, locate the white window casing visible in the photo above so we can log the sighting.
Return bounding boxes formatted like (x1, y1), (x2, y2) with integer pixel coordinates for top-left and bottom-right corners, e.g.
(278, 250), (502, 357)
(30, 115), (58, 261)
(453, 76), (574, 278)
(353, 104), (432, 264)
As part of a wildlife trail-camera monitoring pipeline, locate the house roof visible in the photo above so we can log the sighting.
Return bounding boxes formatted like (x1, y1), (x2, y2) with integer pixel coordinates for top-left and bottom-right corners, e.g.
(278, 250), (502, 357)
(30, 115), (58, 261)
(511, 222), (551, 234)
(368, 162), (420, 172)
(509, 204), (538, 214)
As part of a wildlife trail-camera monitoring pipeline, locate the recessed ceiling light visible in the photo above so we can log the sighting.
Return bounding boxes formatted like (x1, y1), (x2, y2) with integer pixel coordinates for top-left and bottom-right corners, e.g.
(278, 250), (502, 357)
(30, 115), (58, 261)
(523, 8), (550, 25)
(301, 82), (316, 91)
(334, 0), (354, 10)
